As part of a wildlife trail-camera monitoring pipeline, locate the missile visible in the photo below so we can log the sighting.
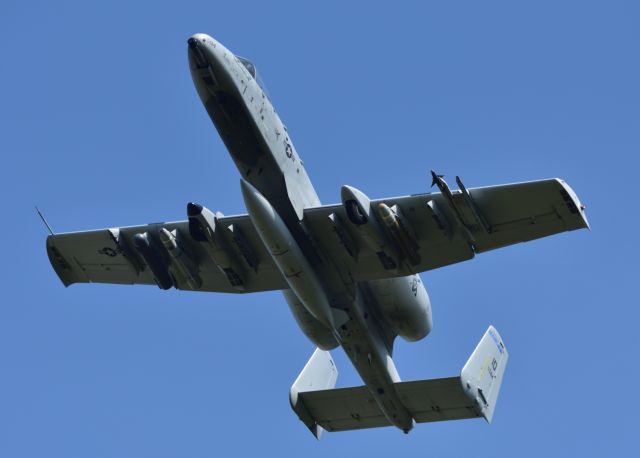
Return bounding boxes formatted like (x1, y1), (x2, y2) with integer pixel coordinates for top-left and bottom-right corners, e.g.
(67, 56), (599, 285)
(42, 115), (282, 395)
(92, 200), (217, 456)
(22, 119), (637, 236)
(376, 203), (421, 266)
(377, 203), (396, 227)
(455, 176), (491, 233)
(430, 170), (456, 208)
(430, 170), (475, 244)
(240, 179), (334, 329)
(159, 228), (202, 290)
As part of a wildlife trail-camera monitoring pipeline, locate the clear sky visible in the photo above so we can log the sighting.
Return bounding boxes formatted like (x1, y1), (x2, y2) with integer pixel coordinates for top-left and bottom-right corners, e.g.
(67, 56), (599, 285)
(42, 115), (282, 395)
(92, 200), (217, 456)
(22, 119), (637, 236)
(1, 1), (638, 456)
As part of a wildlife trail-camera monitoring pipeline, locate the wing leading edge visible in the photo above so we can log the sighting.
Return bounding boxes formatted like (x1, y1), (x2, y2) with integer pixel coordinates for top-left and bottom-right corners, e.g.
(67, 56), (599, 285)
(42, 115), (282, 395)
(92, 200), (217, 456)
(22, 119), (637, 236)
(47, 178), (588, 292)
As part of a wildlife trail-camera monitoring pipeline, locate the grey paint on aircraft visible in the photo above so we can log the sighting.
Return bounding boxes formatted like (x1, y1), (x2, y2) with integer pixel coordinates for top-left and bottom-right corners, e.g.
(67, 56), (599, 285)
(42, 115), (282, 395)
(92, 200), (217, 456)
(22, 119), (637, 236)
(45, 33), (589, 438)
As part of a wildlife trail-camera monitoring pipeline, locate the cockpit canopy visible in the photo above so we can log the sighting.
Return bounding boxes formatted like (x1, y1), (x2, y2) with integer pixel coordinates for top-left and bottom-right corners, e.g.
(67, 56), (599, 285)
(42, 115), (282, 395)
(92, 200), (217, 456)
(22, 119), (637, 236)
(236, 56), (256, 79)
(236, 55), (270, 98)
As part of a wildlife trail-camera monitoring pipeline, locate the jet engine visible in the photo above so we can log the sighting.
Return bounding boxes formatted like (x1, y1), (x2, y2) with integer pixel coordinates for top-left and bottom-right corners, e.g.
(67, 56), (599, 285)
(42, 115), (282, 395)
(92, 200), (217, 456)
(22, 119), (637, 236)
(366, 274), (432, 342)
(283, 290), (339, 350)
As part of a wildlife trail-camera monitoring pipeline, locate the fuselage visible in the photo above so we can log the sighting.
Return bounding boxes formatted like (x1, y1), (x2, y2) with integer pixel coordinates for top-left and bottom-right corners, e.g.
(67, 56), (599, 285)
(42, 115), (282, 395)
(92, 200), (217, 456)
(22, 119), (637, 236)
(188, 34), (318, 222)
(187, 34), (432, 432)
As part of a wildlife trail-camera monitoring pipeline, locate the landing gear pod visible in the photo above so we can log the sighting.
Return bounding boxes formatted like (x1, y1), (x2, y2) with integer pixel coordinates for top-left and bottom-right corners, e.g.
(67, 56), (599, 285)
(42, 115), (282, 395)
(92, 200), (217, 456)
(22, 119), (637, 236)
(344, 198), (368, 225)
(341, 185), (399, 271)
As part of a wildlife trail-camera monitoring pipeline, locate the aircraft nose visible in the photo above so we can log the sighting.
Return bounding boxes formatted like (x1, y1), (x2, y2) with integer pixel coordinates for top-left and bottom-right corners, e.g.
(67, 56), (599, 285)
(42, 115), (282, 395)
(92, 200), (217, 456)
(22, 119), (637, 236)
(187, 34), (223, 66)
(187, 34), (211, 69)
(187, 33), (216, 49)
(187, 33), (233, 91)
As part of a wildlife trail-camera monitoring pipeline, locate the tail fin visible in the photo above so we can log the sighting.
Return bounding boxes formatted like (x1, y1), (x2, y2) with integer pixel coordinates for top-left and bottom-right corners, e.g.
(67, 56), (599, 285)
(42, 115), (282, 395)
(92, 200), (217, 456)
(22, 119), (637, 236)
(460, 325), (509, 423)
(289, 326), (508, 436)
(289, 349), (338, 439)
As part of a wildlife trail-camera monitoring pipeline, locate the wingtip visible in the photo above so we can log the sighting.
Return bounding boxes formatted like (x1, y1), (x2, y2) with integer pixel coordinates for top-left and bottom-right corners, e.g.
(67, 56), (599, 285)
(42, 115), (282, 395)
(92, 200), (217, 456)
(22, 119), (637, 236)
(556, 179), (590, 231)
(46, 237), (80, 287)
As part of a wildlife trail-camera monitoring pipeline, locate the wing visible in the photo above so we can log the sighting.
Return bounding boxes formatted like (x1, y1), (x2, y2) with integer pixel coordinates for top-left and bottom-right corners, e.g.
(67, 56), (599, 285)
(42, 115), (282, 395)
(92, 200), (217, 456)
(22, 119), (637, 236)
(303, 178), (589, 281)
(47, 215), (288, 293)
(47, 178), (588, 291)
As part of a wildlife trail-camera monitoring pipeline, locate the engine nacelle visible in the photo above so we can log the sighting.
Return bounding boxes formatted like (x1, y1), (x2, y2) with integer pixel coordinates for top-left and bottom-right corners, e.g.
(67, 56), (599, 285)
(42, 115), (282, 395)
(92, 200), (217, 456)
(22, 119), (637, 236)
(367, 274), (432, 342)
(283, 290), (339, 350)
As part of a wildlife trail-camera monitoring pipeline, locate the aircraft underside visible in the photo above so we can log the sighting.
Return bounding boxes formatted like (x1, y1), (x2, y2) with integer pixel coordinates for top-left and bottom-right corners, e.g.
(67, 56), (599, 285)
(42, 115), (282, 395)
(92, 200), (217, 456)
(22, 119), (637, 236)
(45, 33), (589, 438)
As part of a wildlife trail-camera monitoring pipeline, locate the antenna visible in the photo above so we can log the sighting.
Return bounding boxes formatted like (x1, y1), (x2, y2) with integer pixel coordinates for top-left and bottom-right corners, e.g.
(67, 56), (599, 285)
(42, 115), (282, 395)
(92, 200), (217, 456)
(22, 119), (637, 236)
(35, 206), (55, 235)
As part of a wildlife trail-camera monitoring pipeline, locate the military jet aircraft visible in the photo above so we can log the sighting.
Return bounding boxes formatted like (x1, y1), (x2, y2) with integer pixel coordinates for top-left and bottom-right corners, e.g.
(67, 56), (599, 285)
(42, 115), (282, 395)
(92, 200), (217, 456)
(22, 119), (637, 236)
(45, 33), (589, 438)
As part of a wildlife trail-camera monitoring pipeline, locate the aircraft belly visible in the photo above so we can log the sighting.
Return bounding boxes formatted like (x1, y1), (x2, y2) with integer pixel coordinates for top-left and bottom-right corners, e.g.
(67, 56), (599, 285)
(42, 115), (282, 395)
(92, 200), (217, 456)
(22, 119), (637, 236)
(333, 287), (415, 432)
(204, 92), (265, 167)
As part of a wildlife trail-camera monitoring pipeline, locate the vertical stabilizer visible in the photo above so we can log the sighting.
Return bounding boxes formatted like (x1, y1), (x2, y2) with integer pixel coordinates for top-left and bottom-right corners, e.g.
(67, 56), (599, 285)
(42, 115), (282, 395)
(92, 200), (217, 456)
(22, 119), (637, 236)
(289, 349), (338, 439)
(460, 325), (509, 423)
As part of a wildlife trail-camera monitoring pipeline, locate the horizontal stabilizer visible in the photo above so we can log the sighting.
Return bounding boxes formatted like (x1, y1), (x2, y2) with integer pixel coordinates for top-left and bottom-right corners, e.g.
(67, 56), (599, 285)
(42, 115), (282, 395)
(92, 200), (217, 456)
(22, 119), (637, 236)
(291, 326), (508, 435)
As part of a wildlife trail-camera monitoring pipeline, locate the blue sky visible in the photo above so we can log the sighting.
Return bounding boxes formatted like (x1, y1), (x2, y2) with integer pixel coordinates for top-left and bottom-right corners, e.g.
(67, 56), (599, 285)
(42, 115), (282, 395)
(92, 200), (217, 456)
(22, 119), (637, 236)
(1, 1), (638, 456)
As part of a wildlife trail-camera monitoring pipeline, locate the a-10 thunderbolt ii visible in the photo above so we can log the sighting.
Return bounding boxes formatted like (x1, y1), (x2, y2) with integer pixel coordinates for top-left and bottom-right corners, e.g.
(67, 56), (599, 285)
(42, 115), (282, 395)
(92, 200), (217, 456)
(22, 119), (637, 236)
(45, 33), (589, 438)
